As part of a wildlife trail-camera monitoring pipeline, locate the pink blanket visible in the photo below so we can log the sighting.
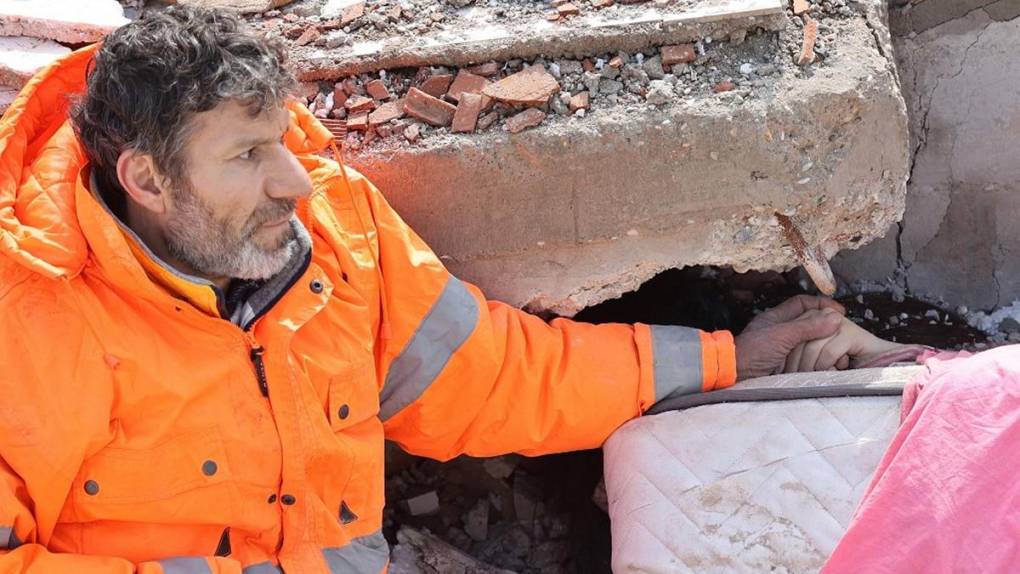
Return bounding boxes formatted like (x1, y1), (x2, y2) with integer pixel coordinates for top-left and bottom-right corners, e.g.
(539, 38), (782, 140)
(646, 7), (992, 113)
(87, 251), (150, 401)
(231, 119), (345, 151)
(823, 345), (1020, 573)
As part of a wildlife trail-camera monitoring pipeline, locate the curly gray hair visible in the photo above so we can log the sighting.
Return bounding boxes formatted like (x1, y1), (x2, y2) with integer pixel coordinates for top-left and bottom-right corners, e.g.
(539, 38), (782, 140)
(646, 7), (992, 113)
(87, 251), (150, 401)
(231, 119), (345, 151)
(72, 6), (297, 212)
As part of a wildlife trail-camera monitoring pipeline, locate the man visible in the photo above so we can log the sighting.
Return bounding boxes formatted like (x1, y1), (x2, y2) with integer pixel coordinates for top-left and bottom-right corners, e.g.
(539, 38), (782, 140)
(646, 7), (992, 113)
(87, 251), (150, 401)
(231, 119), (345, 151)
(0, 7), (844, 573)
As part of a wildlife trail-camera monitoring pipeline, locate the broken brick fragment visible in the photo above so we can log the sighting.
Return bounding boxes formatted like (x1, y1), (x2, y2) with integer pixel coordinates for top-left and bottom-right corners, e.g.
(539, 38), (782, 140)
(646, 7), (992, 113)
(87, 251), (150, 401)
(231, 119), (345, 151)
(339, 1), (365, 25)
(608, 56), (623, 68)
(466, 62), (500, 77)
(477, 111), (499, 130)
(552, 0), (570, 5)
(557, 3), (580, 17)
(545, 11), (560, 21)
(713, 80), (736, 93)
(792, 0), (811, 15)
(661, 44), (696, 66)
(582, 58), (595, 72)
(347, 111), (369, 131)
(365, 79), (391, 101)
(482, 64), (560, 107)
(568, 91), (590, 112)
(294, 26), (320, 46)
(505, 108), (546, 134)
(451, 93), (484, 134)
(447, 70), (491, 105)
(403, 87), (457, 127)
(797, 16), (818, 66)
(332, 83), (348, 109)
(344, 95), (376, 113)
(419, 74), (454, 98)
(404, 123), (421, 142)
(592, 0), (615, 7)
(368, 99), (404, 125)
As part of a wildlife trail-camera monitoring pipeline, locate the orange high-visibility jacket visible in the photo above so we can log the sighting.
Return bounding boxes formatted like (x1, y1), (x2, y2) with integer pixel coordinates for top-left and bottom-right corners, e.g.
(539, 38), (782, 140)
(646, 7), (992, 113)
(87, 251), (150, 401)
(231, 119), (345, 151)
(0, 46), (736, 574)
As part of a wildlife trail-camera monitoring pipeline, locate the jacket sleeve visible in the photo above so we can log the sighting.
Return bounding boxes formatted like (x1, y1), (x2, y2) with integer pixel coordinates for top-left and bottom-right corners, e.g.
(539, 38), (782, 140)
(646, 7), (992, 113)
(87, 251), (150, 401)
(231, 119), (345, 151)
(0, 457), (244, 574)
(337, 167), (736, 461)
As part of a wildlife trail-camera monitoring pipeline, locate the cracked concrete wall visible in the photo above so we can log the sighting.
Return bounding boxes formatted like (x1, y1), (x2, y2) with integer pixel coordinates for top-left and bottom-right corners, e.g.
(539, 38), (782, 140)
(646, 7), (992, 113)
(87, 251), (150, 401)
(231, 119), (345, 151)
(833, 0), (1020, 311)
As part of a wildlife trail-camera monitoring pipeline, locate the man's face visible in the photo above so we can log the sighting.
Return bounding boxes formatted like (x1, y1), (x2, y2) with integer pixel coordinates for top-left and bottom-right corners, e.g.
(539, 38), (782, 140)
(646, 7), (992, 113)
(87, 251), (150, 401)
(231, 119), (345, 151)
(162, 100), (313, 281)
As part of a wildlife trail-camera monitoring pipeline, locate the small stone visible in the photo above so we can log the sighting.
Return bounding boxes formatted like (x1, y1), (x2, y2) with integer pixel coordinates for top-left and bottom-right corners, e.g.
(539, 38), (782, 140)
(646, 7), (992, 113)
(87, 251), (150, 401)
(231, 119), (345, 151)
(294, 26), (320, 46)
(582, 72), (601, 94)
(403, 491), (440, 516)
(645, 80), (672, 105)
(505, 108), (546, 134)
(365, 79), (390, 101)
(599, 79), (623, 95)
(568, 91), (590, 112)
(793, 0), (811, 15)
(404, 123), (421, 142)
(713, 80), (736, 93)
(403, 87), (457, 126)
(477, 111), (500, 130)
(642, 55), (665, 80)
(739, 63), (755, 76)
(483, 64), (560, 107)
(592, 0), (615, 7)
(451, 92), (484, 133)
(661, 44), (696, 66)
(557, 2), (580, 16)
(418, 74), (454, 98)
(600, 65), (620, 80)
(557, 60), (583, 75)
(551, 96), (568, 115)
(325, 31), (350, 48)
(545, 11), (560, 21)
(463, 499), (489, 542)
(730, 29), (747, 45)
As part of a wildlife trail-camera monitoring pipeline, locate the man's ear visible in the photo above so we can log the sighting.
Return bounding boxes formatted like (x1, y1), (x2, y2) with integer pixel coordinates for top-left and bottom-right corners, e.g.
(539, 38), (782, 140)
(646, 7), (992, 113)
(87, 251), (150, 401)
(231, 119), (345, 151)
(116, 150), (170, 215)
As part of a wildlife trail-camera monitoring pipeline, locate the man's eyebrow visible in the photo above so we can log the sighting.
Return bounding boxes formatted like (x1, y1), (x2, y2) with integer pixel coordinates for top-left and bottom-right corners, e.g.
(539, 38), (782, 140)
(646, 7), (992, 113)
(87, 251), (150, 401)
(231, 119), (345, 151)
(227, 131), (287, 151)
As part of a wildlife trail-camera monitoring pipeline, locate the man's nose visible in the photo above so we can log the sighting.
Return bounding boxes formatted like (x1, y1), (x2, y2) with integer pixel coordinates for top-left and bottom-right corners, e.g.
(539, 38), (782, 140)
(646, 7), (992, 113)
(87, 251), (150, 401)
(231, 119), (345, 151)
(266, 148), (314, 201)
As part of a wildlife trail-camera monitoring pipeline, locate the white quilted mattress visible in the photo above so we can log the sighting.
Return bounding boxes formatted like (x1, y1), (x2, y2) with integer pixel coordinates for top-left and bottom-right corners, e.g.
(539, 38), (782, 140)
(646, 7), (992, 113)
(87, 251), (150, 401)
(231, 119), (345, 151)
(603, 366), (922, 574)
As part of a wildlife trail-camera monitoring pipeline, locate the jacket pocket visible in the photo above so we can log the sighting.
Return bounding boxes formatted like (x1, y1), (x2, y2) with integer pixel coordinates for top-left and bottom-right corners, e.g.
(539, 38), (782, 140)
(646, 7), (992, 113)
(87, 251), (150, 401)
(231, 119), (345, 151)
(328, 359), (381, 433)
(69, 426), (241, 524)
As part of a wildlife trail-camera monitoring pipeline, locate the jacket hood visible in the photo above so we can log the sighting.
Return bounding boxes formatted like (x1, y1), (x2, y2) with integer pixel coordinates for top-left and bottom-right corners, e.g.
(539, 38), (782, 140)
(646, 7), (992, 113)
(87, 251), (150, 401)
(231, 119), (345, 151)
(0, 43), (336, 282)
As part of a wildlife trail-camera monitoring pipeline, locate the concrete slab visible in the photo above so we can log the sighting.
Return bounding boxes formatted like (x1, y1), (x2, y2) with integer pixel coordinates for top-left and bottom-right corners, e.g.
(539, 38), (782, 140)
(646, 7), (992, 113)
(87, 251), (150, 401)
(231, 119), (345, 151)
(0, 86), (17, 116)
(340, 9), (908, 315)
(292, 0), (785, 80)
(0, 0), (128, 44)
(0, 36), (69, 89)
(178, 0), (295, 15)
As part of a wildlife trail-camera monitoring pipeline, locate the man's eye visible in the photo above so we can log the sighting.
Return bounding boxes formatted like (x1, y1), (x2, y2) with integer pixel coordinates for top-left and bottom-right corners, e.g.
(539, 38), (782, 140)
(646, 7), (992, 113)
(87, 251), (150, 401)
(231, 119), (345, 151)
(238, 148), (255, 160)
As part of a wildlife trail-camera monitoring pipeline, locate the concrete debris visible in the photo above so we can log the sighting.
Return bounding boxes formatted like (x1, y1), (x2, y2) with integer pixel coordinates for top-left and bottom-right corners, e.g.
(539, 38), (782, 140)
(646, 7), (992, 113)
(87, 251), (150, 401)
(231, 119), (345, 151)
(404, 87), (457, 126)
(797, 16), (819, 66)
(0, 0), (128, 44)
(320, 0), (365, 20)
(482, 456), (519, 480)
(404, 490), (441, 516)
(557, 3), (581, 17)
(344, 94), (376, 113)
(792, 0), (811, 15)
(464, 499), (490, 542)
(403, 122), (421, 142)
(0, 86), (16, 115)
(713, 79), (736, 92)
(644, 79), (673, 105)
(591, 479), (609, 513)
(390, 527), (516, 574)
(177, 0), (294, 14)
(504, 108), (545, 134)
(0, 36), (69, 89)
(482, 64), (560, 107)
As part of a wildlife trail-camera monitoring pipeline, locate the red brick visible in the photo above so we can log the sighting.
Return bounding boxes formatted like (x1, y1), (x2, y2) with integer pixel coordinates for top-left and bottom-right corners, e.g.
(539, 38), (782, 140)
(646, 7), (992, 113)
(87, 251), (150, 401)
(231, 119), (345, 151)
(713, 80), (736, 93)
(345, 95), (376, 113)
(792, 0), (811, 15)
(340, 1), (365, 25)
(592, 0), (614, 7)
(661, 44), (697, 66)
(366, 79), (391, 101)
(403, 87), (457, 127)
(347, 111), (369, 131)
(568, 91), (590, 112)
(797, 17), (818, 66)
(505, 108), (546, 134)
(482, 64), (560, 107)
(477, 112), (499, 130)
(332, 82), (348, 109)
(319, 118), (347, 142)
(369, 99), (404, 126)
(295, 26), (320, 46)
(451, 93), (484, 134)
(545, 11), (560, 21)
(448, 70), (491, 104)
(466, 62), (500, 77)
(582, 59), (595, 72)
(419, 74), (454, 98)
(557, 2), (580, 16)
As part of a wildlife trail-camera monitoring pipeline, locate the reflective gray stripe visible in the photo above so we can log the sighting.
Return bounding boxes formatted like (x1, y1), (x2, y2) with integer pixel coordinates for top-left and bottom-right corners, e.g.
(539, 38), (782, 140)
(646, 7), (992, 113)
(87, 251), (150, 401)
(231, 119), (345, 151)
(242, 562), (283, 574)
(0, 526), (19, 550)
(160, 557), (212, 574)
(650, 325), (705, 401)
(322, 530), (390, 573)
(379, 276), (479, 421)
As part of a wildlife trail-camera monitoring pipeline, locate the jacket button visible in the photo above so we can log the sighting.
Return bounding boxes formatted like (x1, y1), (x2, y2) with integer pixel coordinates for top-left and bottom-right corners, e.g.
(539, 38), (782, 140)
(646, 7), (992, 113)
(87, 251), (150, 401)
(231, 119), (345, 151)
(267, 494), (277, 504)
(338, 404), (350, 419)
(310, 279), (324, 294)
(84, 480), (100, 496)
(202, 460), (218, 476)
(281, 494), (296, 505)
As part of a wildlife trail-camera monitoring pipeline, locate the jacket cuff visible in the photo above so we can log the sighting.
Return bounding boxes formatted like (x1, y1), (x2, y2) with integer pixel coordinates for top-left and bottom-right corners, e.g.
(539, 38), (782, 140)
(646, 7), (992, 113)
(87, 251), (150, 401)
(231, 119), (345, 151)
(648, 326), (737, 402)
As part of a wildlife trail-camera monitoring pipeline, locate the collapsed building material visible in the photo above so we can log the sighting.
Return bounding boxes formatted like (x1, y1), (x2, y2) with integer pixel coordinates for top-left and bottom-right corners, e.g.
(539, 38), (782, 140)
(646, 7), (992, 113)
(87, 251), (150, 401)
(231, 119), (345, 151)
(0, 86), (17, 115)
(389, 526), (516, 574)
(0, 0), (128, 44)
(177, 0), (294, 14)
(0, 36), (69, 89)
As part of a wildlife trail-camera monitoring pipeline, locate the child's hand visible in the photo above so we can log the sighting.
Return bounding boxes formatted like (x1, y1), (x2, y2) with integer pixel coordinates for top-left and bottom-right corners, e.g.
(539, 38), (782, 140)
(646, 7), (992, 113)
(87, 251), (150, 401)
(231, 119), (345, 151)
(783, 313), (906, 373)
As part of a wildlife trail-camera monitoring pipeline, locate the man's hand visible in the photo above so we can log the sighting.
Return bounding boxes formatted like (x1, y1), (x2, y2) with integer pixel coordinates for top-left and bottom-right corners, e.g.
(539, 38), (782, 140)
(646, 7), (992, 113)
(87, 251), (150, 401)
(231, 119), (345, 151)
(735, 295), (845, 380)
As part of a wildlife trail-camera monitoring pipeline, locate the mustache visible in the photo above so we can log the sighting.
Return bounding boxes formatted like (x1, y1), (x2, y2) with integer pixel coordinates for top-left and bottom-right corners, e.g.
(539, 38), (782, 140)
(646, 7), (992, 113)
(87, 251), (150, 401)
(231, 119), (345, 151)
(248, 199), (297, 229)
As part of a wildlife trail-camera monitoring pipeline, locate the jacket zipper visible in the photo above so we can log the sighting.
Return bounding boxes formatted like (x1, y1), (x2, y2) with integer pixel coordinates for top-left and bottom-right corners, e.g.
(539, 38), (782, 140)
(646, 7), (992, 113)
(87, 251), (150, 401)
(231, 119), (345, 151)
(246, 332), (270, 398)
